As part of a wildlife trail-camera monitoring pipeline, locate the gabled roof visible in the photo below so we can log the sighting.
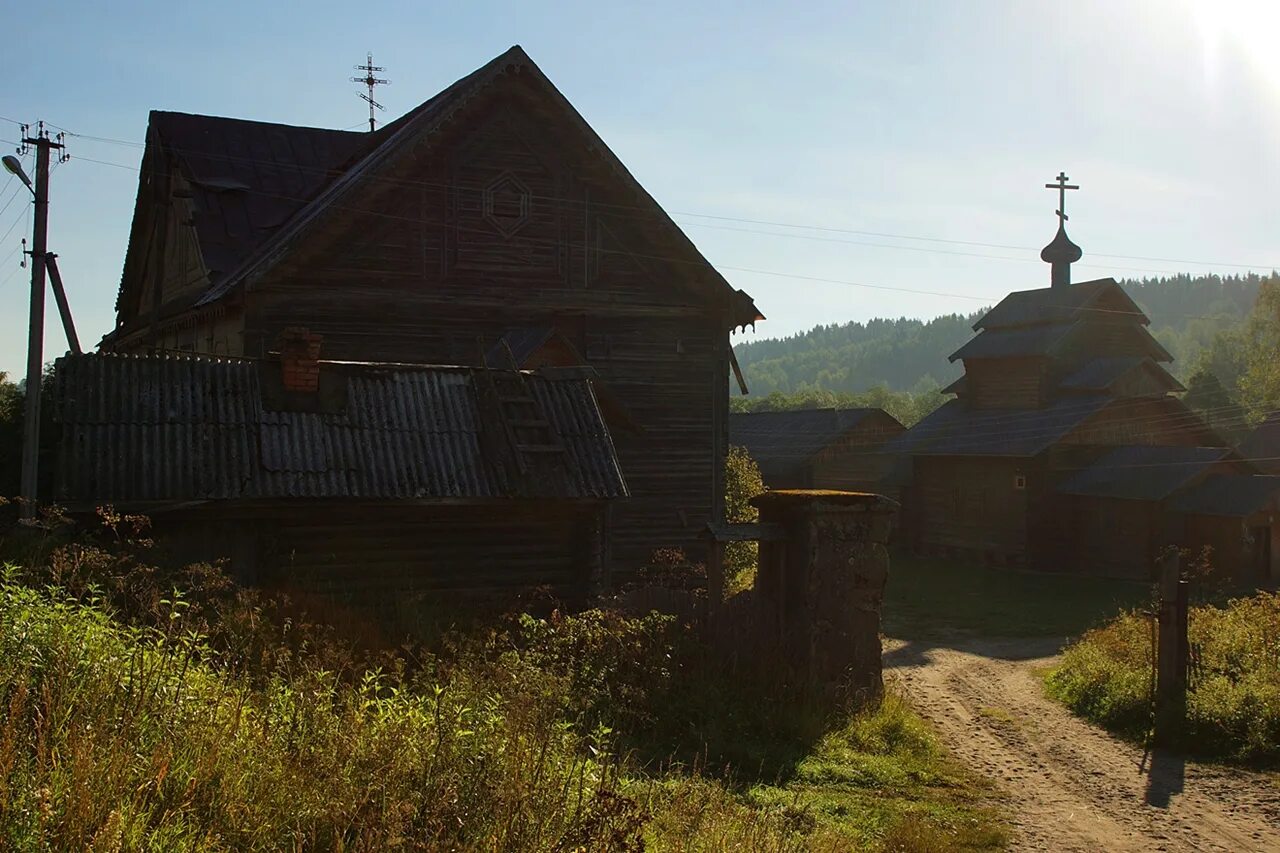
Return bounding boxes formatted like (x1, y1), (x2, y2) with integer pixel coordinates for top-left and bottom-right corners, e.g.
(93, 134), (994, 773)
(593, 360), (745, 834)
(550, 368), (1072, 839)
(1168, 474), (1280, 517)
(1059, 357), (1185, 394)
(949, 322), (1077, 362)
(53, 352), (627, 505)
(1055, 445), (1230, 501)
(135, 113), (366, 293)
(973, 278), (1146, 331)
(1238, 412), (1280, 471)
(729, 408), (903, 476)
(950, 317), (1172, 363)
(880, 395), (1115, 458)
(150, 45), (760, 327)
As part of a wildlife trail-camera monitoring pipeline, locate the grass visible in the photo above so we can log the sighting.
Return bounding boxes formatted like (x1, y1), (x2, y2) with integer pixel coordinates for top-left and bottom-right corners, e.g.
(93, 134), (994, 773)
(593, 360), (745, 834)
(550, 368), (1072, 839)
(744, 691), (1007, 851)
(0, 529), (1008, 853)
(1045, 591), (1280, 764)
(883, 552), (1151, 639)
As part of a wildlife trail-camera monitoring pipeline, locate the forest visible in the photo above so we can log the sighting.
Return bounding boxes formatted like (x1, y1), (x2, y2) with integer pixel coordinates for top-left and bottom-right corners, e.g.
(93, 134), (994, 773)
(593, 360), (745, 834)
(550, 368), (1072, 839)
(732, 273), (1273, 397)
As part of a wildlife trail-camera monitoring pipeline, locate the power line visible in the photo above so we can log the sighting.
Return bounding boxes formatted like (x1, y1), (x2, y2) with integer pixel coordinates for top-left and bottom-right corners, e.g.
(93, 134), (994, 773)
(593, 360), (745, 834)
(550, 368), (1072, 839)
(67, 150), (1271, 327)
(46, 122), (1280, 273)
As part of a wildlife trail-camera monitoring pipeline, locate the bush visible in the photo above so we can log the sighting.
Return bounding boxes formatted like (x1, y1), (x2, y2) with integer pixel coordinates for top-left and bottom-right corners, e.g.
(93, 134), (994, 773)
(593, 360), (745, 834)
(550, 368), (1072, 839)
(725, 445), (765, 590)
(0, 512), (1004, 850)
(1046, 592), (1280, 763)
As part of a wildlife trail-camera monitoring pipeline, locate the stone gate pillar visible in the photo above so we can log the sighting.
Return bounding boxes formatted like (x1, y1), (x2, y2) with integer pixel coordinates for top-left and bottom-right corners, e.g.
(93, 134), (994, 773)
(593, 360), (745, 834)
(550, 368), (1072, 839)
(751, 490), (897, 701)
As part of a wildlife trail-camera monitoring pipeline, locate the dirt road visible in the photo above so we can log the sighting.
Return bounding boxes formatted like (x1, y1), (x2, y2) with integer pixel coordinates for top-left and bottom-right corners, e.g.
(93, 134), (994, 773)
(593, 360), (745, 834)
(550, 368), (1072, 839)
(884, 637), (1280, 852)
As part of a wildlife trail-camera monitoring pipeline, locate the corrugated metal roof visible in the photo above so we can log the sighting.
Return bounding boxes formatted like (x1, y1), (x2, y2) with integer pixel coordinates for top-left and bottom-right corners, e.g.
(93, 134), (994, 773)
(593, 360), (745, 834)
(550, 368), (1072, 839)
(1059, 357), (1185, 393)
(1168, 474), (1280, 517)
(881, 395), (1114, 458)
(54, 352), (627, 504)
(729, 408), (903, 479)
(973, 279), (1145, 331)
(1055, 445), (1229, 501)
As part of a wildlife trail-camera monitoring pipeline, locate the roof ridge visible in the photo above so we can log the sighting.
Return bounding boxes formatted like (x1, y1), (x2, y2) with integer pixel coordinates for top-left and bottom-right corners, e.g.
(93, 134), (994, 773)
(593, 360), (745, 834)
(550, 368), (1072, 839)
(151, 110), (363, 136)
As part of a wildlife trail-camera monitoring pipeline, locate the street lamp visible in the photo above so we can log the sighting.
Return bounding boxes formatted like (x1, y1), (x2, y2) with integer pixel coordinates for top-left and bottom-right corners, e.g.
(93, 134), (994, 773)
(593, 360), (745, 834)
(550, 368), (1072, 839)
(3, 155), (33, 194)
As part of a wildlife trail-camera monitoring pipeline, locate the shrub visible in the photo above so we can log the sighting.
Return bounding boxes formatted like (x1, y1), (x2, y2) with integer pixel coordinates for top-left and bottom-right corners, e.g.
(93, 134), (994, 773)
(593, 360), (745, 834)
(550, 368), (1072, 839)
(725, 445), (765, 590)
(1046, 592), (1280, 763)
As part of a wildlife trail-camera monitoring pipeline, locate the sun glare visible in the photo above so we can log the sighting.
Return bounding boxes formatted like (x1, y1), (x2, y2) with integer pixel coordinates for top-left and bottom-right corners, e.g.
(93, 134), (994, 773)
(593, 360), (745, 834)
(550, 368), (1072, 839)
(1192, 0), (1280, 91)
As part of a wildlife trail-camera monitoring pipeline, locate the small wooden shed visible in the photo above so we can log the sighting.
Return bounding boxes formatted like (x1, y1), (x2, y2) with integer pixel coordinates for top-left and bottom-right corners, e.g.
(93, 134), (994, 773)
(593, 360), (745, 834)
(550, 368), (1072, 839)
(53, 345), (628, 604)
(729, 408), (905, 493)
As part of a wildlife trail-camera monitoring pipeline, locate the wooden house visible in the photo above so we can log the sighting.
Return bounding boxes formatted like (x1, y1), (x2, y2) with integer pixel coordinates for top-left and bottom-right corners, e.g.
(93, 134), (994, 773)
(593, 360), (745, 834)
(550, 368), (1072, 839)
(52, 340), (627, 601)
(728, 408), (905, 492)
(884, 200), (1279, 579)
(98, 46), (762, 578)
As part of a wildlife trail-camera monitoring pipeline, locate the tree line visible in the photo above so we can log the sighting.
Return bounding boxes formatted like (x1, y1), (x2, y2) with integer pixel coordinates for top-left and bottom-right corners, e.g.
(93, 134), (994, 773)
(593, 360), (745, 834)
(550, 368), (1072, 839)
(732, 272), (1280, 431)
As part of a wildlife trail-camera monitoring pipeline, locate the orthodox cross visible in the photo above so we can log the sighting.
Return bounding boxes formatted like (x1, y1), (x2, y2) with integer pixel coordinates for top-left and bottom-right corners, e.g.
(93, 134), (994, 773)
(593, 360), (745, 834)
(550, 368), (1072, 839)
(351, 53), (391, 132)
(1045, 171), (1079, 224)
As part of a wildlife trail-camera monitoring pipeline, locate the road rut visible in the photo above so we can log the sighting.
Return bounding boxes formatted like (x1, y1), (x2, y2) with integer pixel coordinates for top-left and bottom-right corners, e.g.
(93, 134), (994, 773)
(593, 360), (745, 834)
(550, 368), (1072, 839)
(885, 637), (1280, 852)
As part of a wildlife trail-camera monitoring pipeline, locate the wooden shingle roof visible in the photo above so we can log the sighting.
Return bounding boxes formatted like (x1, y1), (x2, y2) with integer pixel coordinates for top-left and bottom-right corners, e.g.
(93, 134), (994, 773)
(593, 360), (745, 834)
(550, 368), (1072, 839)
(973, 278), (1145, 331)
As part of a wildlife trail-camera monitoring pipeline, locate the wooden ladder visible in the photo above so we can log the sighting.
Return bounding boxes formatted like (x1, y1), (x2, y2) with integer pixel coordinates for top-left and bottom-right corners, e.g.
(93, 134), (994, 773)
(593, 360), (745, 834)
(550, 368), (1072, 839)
(487, 369), (566, 479)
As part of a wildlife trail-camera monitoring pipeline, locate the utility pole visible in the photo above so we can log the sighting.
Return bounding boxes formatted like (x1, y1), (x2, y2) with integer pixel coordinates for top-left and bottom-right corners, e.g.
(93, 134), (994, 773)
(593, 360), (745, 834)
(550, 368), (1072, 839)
(16, 123), (66, 521)
(351, 52), (390, 132)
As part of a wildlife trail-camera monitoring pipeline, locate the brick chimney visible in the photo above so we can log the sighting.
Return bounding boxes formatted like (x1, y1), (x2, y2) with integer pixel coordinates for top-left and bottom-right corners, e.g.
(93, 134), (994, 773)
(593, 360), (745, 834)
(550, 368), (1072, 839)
(276, 327), (323, 392)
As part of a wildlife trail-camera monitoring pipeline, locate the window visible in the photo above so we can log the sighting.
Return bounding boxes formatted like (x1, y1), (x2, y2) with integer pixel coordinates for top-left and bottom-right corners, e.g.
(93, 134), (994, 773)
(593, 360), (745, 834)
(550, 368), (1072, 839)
(1014, 474), (1027, 490)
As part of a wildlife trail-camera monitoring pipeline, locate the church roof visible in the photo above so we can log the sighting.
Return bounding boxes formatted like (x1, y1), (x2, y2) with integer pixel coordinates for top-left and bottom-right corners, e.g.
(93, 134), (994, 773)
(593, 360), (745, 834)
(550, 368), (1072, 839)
(1059, 357), (1185, 394)
(951, 315), (1172, 363)
(1055, 445), (1230, 502)
(882, 395), (1114, 458)
(1168, 474), (1280, 517)
(1238, 412), (1280, 472)
(973, 278), (1146, 331)
(949, 322), (1077, 361)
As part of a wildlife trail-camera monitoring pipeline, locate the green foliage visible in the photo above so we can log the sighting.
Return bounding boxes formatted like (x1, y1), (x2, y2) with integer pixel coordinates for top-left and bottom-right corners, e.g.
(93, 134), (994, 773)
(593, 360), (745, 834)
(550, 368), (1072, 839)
(725, 445), (764, 588)
(0, 372), (23, 499)
(0, 522), (1006, 851)
(1239, 277), (1280, 424)
(1046, 591), (1280, 763)
(733, 314), (975, 398)
(732, 273), (1275, 413)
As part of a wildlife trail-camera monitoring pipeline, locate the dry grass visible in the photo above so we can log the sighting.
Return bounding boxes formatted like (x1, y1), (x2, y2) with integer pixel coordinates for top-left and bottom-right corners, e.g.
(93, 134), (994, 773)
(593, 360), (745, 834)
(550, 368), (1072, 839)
(0, 513), (1008, 850)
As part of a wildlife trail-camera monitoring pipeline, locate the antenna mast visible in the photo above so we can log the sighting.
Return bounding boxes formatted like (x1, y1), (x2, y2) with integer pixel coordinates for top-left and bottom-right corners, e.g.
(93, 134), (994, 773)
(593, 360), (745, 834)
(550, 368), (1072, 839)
(351, 52), (390, 132)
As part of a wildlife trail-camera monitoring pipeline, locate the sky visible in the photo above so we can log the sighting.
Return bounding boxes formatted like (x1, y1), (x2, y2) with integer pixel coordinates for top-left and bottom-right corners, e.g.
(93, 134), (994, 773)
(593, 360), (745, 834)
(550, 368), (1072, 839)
(1, 0), (1278, 380)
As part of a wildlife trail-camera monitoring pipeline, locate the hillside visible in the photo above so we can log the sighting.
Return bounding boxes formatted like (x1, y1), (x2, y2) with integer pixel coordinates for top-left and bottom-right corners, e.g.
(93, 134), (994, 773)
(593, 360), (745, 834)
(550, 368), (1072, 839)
(733, 273), (1273, 397)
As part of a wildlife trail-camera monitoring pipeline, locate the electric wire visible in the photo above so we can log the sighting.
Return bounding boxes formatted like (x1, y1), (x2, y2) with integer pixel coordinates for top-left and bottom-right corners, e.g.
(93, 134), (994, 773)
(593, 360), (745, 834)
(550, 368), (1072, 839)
(67, 150), (1273, 327)
(45, 123), (1280, 273)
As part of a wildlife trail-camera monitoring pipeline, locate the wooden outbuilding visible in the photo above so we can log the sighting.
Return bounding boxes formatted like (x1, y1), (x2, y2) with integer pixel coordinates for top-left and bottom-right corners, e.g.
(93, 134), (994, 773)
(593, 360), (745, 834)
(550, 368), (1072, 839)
(98, 45), (761, 578)
(52, 344), (627, 602)
(729, 408), (905, 493)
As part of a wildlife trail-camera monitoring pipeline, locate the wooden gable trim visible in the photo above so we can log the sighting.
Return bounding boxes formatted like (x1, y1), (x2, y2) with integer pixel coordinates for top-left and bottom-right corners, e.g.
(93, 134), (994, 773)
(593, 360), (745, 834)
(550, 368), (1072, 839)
(191, 46), (761, 327)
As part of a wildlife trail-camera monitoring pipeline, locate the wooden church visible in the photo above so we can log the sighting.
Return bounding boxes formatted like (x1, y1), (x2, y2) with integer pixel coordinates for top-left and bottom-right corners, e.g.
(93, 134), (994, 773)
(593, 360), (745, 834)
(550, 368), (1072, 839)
(887, 176), (1280, 582)
(67, 45), (763, 590)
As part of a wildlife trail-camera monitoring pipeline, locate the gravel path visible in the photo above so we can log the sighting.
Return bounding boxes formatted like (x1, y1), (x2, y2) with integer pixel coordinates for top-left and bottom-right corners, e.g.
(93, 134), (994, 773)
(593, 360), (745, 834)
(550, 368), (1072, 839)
(884, 637), (1280, 852)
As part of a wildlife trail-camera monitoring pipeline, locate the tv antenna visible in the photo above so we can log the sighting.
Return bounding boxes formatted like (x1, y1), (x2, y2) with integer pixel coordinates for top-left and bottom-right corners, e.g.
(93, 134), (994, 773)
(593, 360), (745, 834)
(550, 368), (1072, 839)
(351, 52), (390, 132)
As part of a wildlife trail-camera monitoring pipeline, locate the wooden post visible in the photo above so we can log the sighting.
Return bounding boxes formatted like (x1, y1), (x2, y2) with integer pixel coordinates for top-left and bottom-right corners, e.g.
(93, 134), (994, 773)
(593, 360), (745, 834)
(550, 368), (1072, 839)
(1156, 551), (1188, 739)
